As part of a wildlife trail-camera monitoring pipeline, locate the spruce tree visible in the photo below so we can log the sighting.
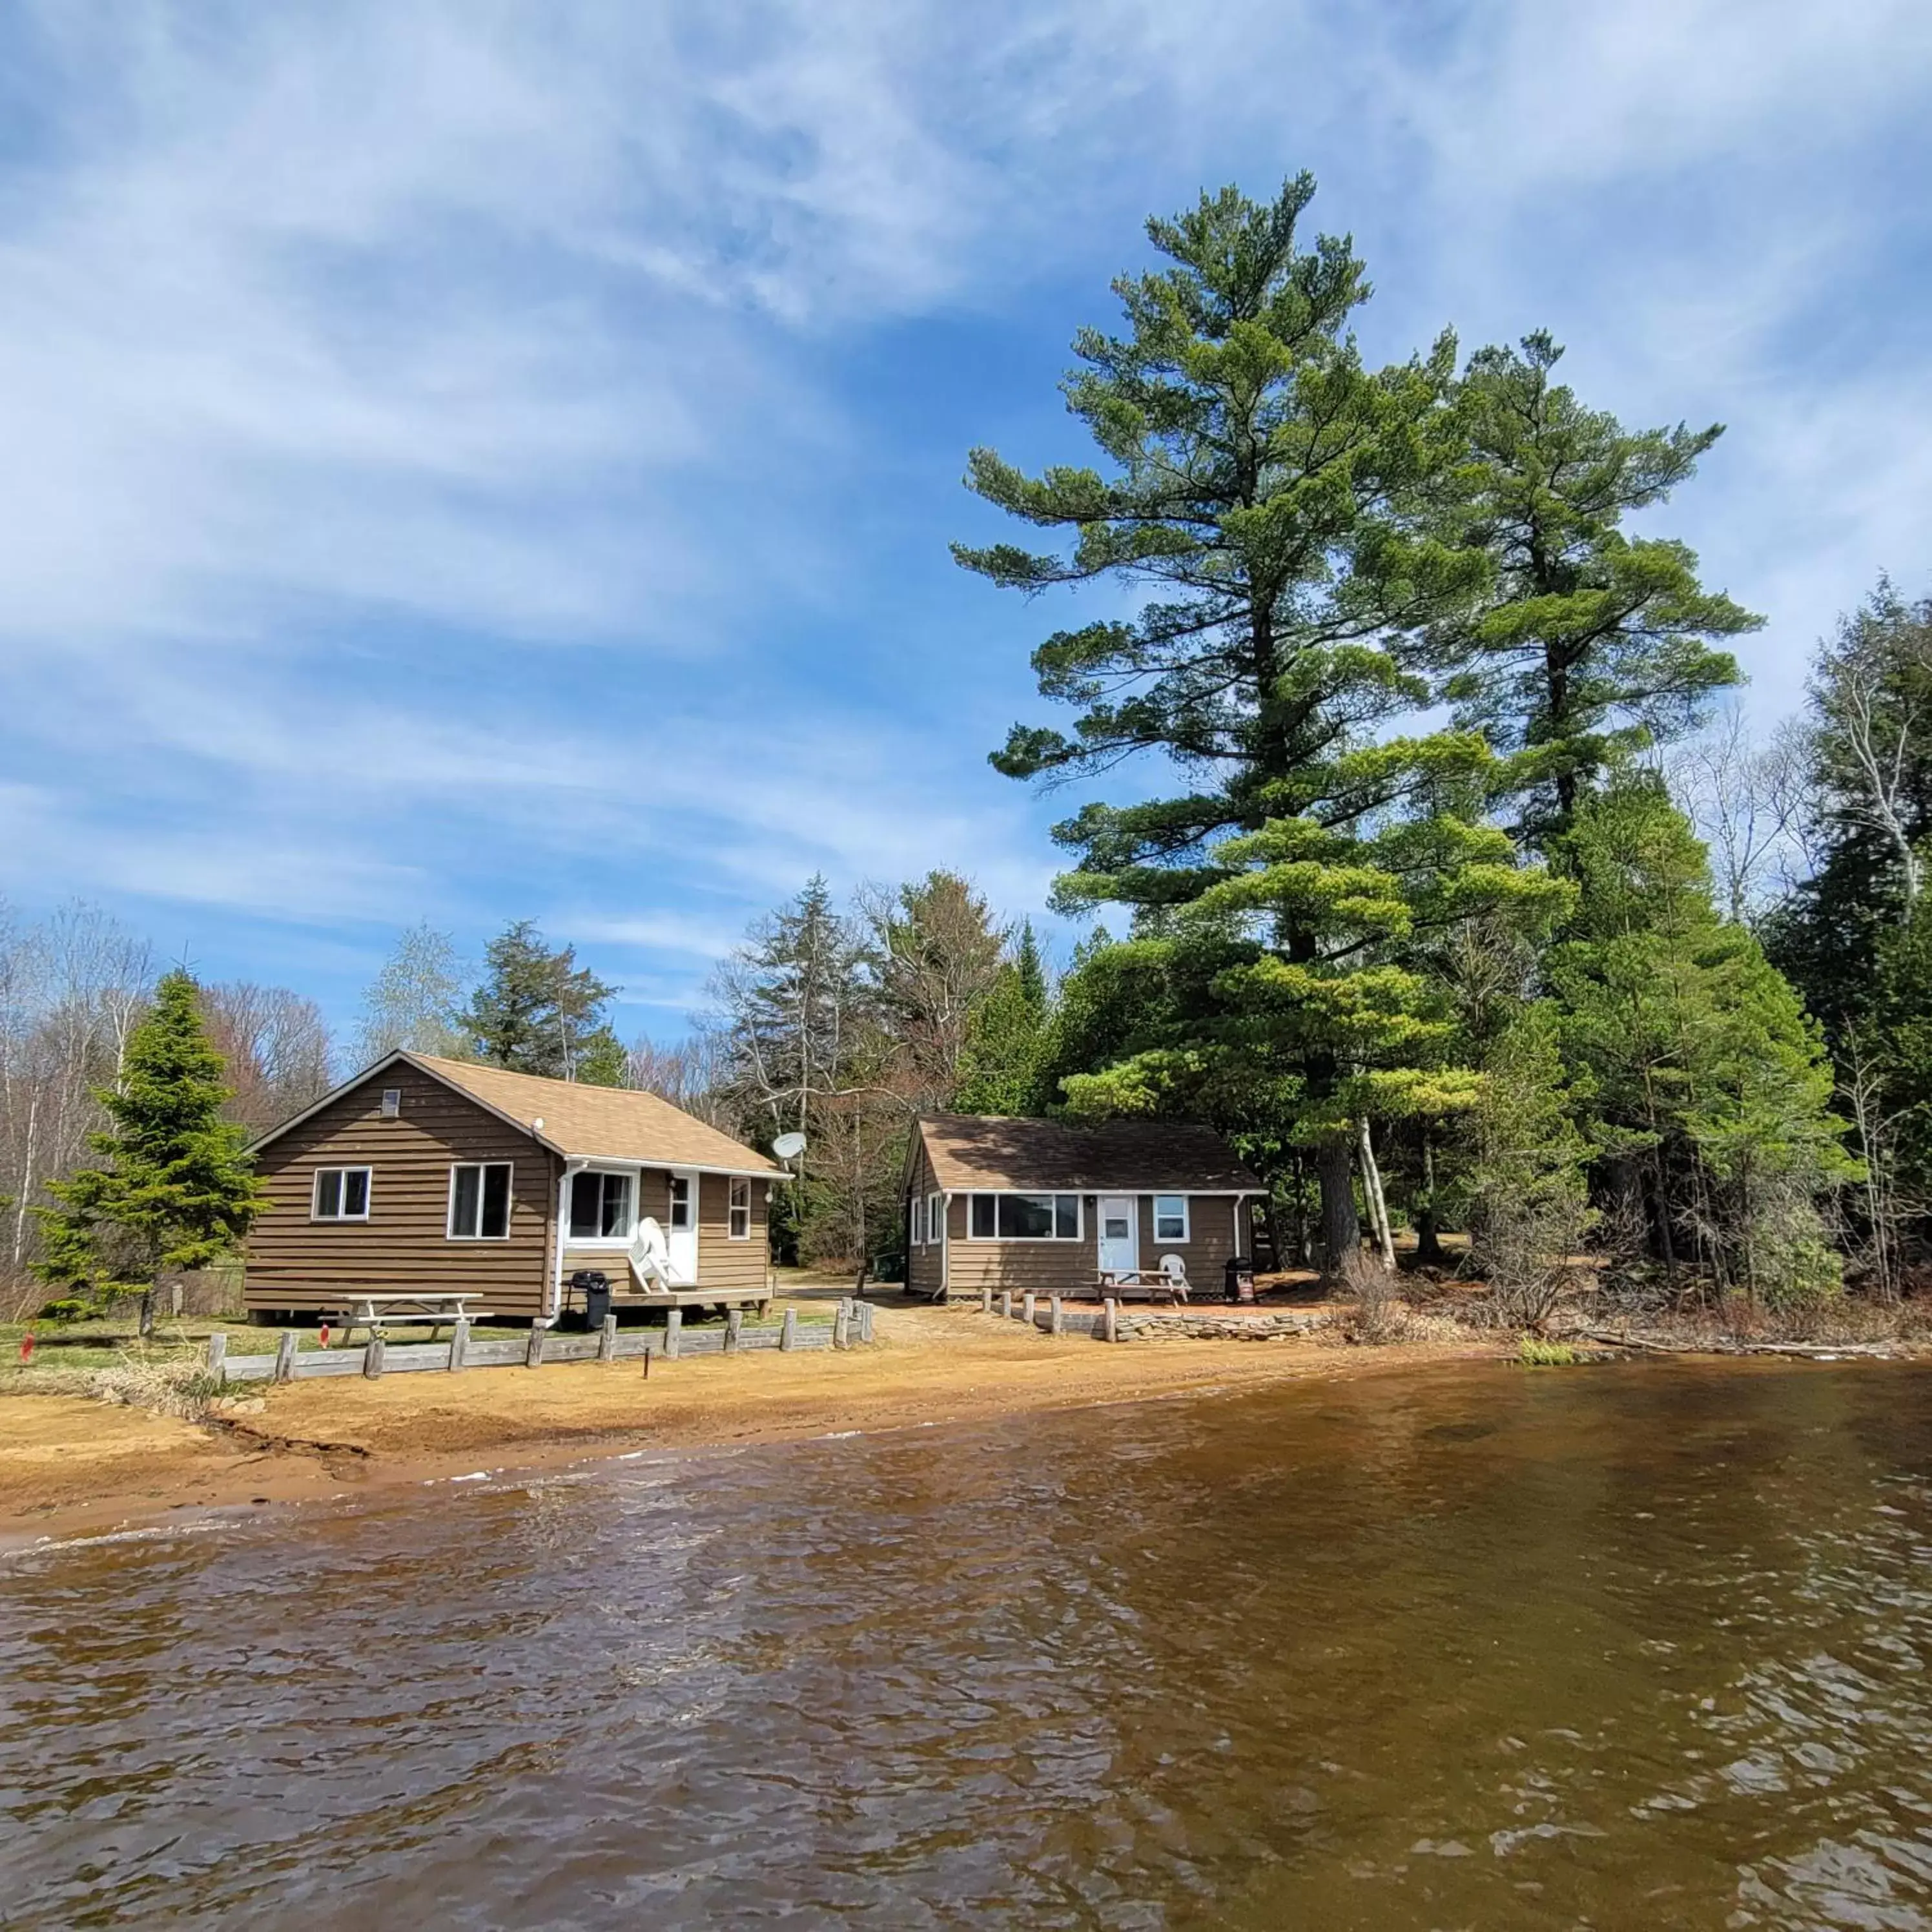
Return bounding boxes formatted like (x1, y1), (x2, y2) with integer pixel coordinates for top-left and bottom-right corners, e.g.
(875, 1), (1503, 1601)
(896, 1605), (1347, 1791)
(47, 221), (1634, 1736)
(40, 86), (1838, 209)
(956, 175), (1551, 1265)
(462, 921), (620, 1083)
(34, 969), (266, 1327)
(954, 921), (1053, 1115)
(1437, 333), (1760, 839)
(1548, 776), (1849, 1306)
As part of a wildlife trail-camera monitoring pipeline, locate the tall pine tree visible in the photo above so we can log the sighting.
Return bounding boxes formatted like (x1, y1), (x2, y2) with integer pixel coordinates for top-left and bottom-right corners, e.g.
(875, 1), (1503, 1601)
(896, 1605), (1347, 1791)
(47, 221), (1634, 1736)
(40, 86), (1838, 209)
(956, 176), (1552, 1266)
(1437, 332), (1760, 839)
(34, 969), (266, 1328)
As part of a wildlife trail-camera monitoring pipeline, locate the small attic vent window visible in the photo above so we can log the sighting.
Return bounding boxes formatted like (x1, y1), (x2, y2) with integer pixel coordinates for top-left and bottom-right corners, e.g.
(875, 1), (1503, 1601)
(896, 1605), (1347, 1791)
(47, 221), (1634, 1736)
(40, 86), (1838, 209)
(379, 1088), (402, 1119)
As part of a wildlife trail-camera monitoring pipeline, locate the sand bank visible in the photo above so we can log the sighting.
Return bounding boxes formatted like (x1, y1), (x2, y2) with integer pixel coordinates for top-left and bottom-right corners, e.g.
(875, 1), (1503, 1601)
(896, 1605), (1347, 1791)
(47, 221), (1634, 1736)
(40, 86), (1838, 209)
(1, 1300), (1506, 1543)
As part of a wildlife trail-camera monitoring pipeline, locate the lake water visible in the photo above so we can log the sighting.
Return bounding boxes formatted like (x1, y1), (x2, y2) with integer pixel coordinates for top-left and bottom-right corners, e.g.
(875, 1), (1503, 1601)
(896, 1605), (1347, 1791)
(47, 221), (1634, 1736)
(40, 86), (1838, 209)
(3, 1361), (1930, 1929)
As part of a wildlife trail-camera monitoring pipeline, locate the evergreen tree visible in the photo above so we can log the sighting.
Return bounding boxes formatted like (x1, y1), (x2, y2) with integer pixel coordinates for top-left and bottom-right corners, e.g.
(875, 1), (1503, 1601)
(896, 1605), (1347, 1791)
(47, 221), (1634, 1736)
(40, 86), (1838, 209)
(956, 175), (1547, 1266)
(1437, 332), (1760, 839)
(954, 921), (1053, 1115)
(1764, 583), (1932, 1035)
(32, 969), (266, 1327)
(712, 878), (874, 1263)
(1548, 776), (1849, 1306)
(1460, 999), (1596, 1327)
(1759, 584), (1932, 1282)
(866, 871), (1007, 1110)
(462, 921), (620, 1083)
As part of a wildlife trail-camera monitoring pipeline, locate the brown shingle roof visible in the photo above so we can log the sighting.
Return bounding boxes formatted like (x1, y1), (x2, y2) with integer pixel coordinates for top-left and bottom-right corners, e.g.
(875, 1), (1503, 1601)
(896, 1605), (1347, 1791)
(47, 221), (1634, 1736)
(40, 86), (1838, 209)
(916, 1114), (1259, 1193)
(408, 1054), (781, 1173)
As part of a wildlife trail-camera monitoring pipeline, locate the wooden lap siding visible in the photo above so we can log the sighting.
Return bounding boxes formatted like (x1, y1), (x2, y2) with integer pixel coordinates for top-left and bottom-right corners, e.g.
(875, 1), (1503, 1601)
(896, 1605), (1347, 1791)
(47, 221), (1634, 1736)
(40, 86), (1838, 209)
(934, 1192), (1244, 1300)
(245, 1065), (553, 1319)
(698, 1173), (768, 1294)
(558, 1173), (770, 1297)
(905, 1146), (946, 1297)
(939, 1194), (1087, 1299)
(1139, 1193), (1242, 1294)
(563, 1167), (671, 1291)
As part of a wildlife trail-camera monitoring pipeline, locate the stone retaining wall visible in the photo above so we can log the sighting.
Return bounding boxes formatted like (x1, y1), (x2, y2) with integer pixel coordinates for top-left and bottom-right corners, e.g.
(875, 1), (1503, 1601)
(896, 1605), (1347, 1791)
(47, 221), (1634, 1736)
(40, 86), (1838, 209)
(1113, 1310), (1324, 1342)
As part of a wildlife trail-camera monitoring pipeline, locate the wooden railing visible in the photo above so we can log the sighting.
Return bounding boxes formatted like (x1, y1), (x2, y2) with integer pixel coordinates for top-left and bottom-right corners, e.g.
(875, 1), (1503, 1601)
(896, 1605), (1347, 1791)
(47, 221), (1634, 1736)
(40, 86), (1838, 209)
(205, 1299), (876, 1384)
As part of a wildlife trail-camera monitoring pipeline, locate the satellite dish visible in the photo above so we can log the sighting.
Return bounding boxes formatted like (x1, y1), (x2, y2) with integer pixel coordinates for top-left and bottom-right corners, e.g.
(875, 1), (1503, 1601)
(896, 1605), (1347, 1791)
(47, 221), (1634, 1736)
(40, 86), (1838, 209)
(772, 1132), (807, 1160)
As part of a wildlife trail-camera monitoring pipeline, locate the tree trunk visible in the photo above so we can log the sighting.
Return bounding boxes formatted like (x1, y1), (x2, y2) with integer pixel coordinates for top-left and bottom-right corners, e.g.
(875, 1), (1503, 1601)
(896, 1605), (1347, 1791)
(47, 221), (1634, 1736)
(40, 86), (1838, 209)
(138, 1280), (156, 1340)
(1415, 1131), (1447, 1266)
(1316, 1136), (1359, 1279)
(1359, 1118), (1397, 1271)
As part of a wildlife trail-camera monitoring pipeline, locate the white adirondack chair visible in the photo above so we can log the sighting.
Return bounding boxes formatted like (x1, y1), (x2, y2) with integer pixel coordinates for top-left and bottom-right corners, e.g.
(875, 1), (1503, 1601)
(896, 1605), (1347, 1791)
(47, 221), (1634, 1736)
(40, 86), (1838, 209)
(629, 1216), (676, 1296)
(1157, 1253), (1191, 1304)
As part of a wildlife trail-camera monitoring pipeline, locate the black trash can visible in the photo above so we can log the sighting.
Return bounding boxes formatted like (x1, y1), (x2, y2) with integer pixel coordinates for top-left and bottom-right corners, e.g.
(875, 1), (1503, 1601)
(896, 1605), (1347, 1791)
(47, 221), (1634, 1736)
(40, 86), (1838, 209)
(1224, 1255), (1256, 1304)
(571, 1269), (611, 1330)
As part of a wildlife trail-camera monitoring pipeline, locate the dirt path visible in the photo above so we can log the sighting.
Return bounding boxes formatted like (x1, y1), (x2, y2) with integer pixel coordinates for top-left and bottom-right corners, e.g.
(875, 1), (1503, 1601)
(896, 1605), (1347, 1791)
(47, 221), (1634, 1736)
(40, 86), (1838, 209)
(1, 1301), (1507, 1544)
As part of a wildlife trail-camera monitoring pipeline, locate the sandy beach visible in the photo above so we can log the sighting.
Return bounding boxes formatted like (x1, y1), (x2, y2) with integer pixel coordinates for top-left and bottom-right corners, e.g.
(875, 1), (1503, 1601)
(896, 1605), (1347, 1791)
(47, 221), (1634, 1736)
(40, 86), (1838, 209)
(0, 1299), (1506, 1543)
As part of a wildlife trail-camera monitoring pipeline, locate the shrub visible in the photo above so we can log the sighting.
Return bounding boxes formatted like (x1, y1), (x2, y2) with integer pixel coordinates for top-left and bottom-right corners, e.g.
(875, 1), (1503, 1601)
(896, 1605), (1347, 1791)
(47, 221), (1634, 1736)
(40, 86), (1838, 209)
(1517, 1335), (1582, 1366)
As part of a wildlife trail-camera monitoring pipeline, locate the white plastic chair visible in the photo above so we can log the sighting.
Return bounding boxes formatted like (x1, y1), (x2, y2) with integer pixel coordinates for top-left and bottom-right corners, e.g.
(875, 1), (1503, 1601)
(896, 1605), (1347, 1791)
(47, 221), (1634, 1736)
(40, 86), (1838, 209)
(629, 1217), (676, 1295)
(1158, 1253), (1191, 1303)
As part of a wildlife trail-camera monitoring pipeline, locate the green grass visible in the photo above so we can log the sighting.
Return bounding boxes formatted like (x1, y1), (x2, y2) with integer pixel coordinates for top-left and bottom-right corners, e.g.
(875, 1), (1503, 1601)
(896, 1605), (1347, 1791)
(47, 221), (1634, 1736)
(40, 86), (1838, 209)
(1517, 1335), (1584, 1367)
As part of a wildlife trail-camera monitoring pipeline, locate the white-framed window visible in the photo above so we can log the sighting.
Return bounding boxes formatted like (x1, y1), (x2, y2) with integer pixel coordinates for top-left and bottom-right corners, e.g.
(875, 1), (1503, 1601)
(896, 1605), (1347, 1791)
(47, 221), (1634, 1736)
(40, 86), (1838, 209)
(967, 1193), (1081, 1240)
(668, 1174), (694, 1231)
(910, 1195), (925, 1246)
(311, 1167), (371, 1222)
(569, 1169), (633, 1241)
(447, 1162), (513, 1240)
(378, 1087), (402, 1119)
(728, 1177), (752, 1240)
(1153, 1195), (1190, 1244)
(928, 1191), (943, 1244)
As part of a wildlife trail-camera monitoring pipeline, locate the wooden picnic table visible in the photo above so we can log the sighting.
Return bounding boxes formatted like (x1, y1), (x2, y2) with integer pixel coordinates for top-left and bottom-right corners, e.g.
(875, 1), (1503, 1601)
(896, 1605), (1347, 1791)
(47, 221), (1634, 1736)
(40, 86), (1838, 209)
(334, 1291), (492, 1339)
(1098, 1267), (1190, 1305)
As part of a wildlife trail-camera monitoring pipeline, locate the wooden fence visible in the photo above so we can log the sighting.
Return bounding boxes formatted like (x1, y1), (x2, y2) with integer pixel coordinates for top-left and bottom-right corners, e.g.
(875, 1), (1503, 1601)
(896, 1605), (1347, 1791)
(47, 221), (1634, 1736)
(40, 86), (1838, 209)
(207, 1299), (877, 1385)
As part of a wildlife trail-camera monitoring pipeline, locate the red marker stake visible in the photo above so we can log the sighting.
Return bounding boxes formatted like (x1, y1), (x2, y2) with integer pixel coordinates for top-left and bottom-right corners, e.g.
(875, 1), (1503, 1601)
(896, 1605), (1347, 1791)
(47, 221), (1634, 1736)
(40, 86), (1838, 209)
(18, 1333), (33, 1364)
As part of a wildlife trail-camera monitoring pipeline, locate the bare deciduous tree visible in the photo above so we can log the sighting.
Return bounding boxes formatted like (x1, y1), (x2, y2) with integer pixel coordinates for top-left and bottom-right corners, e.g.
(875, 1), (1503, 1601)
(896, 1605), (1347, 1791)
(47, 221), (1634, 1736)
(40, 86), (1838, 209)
(198, 982), (335, 1135)
(1667, 708), (1812, 922)
(354, 923), (465, 1065)
(624, 1031), (737, 1131)
(0, 901), (154, 1310)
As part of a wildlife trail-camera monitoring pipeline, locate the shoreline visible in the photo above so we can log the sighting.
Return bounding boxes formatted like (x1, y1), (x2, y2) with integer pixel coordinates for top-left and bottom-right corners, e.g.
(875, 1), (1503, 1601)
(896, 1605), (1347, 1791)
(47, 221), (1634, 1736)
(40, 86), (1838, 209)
(1, 1304), (1515, 1546)
(8, 1299), (1924, 1552)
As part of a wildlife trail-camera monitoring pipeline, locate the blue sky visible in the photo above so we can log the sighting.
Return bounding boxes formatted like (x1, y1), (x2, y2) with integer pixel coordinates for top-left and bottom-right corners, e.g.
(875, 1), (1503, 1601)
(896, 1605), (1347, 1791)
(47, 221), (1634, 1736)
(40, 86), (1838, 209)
(2, 0), (1929, 1046)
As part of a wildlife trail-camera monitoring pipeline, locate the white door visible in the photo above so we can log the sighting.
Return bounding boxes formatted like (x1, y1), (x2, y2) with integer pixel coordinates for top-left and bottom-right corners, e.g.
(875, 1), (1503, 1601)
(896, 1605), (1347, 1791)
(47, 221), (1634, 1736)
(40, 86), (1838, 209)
(1097, 1195), (1139, 1278)
(666, 1171), (700, 1284)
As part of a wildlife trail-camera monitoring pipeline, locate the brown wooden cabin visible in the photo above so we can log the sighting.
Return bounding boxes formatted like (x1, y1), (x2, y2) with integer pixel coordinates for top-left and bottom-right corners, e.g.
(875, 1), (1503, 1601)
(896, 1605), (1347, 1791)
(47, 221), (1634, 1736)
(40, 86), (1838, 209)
(903, 1113), (1262, 1302)
(243, 1052), (781, 1323)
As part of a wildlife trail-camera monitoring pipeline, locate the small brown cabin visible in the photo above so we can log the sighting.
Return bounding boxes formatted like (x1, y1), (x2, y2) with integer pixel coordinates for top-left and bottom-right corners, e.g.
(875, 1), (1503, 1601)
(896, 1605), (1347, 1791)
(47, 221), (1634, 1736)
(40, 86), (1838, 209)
(903, 1113), (1262, 1302)
(244, 1052), (781, 1322)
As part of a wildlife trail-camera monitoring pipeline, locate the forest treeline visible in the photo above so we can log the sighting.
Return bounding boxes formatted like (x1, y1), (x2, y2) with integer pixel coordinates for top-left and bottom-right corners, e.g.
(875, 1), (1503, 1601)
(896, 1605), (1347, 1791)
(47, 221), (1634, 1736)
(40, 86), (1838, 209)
(5, 176), (1929, 1321)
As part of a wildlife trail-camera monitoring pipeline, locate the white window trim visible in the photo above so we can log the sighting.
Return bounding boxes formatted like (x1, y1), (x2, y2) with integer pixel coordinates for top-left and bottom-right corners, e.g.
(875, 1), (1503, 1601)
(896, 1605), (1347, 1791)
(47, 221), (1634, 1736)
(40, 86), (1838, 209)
(727, 1175), (753, 1240)
(1152, 1195), (1191, 1244)
(964, 1191), (1085, 1242)
(910, 1195), (925, 1247)
(311, 1166), (373, 1222)
(447, 1161), (515, 1241)
(927, 1191), (942, 1246)
(566, 1164), (641, 1246)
